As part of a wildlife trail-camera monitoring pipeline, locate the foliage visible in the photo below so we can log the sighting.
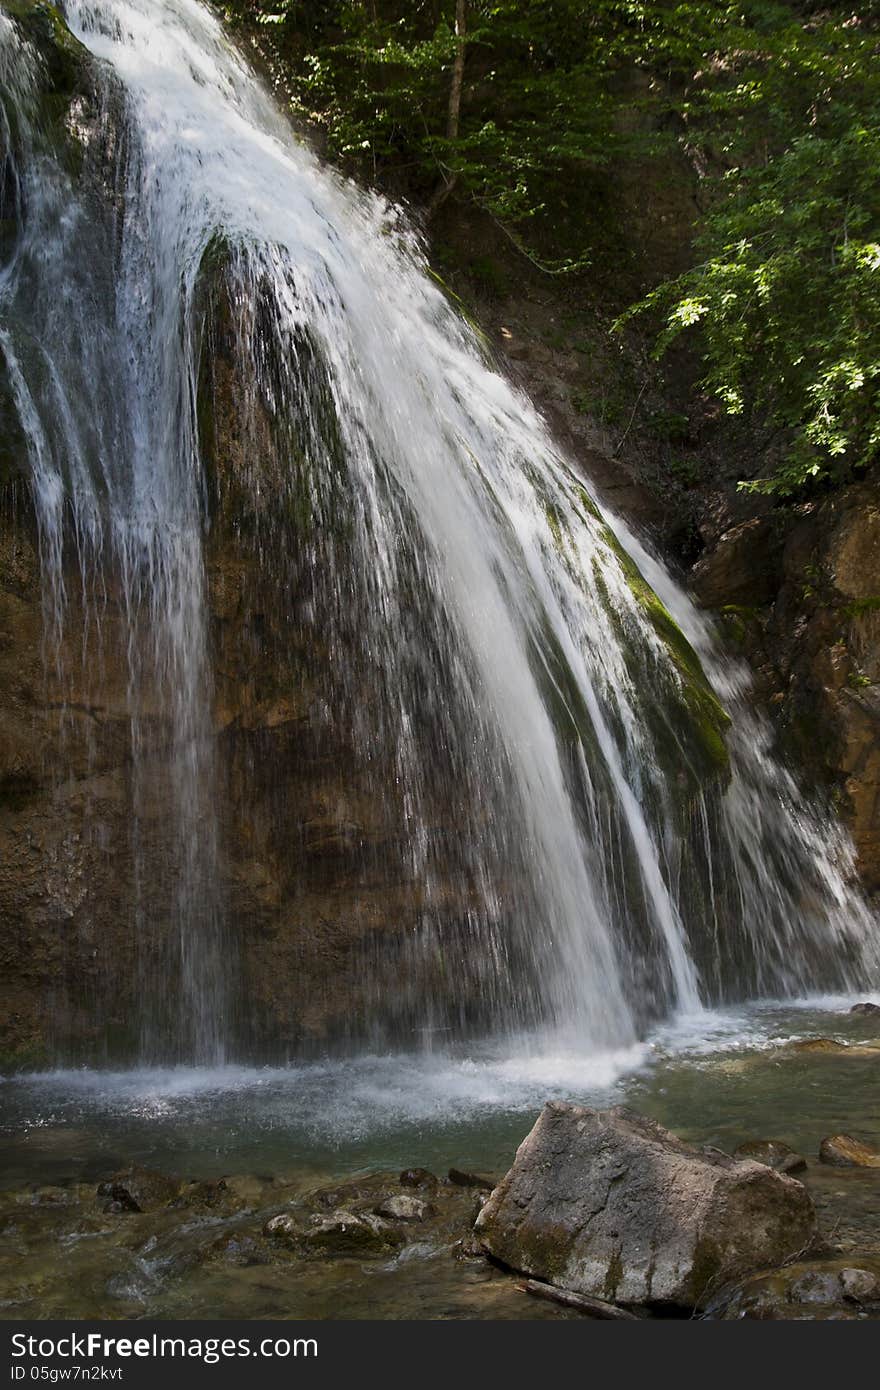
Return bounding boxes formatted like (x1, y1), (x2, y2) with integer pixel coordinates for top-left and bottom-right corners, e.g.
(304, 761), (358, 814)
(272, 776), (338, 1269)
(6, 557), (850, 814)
(219, 3), (736, 270)
(621, 5), (880, 494)
(221, 3), (880, 494)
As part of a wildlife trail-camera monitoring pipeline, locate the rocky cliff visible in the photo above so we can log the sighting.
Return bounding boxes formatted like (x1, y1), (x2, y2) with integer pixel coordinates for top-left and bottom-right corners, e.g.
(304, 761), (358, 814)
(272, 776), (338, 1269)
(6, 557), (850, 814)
(0, 1), (876, 1070)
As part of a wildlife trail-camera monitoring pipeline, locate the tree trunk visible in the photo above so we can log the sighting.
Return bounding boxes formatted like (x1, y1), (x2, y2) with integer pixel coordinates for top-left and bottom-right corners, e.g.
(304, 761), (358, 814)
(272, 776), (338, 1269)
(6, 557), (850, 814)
(447, 0), (467, 142)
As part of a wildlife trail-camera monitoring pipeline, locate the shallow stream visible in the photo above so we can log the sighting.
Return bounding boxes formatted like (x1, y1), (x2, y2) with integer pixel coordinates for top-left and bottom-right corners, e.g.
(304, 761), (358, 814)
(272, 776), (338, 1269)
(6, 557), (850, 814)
(2, 996), (878, 1319)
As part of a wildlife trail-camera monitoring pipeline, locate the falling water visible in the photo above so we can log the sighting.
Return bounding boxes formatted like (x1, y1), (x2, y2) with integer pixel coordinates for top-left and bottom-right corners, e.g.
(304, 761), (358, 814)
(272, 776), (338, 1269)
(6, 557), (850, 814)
(0, 0), (876, 1065)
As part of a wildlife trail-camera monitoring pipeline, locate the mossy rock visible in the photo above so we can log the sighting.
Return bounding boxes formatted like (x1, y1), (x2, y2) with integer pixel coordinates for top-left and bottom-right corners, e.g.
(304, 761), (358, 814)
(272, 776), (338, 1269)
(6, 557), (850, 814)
(193, 234), (352, 543)
(0, 344), (29, 491)
(600, 525), (730, 782)
(3, 1), (90, 101)
(718, 603), (762, 647)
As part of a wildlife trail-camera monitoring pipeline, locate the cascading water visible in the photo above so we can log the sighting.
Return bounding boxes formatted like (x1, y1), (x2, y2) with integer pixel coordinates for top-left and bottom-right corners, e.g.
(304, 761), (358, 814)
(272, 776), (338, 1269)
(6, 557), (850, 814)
(0, 0), (876, 1068)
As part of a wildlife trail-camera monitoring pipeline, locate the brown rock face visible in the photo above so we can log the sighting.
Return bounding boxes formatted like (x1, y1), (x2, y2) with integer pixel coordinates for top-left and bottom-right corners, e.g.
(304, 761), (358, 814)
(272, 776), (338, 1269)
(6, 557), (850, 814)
(0, 245), (513, 1066)
(475, 1103), (817, 1310)
(691, 481), (880, 891)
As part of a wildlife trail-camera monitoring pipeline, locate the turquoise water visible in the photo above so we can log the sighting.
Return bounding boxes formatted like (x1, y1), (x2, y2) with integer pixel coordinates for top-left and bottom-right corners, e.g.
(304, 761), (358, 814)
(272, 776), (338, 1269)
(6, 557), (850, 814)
(3, 997), (879, 1187)
(2, 996), (879, 1320)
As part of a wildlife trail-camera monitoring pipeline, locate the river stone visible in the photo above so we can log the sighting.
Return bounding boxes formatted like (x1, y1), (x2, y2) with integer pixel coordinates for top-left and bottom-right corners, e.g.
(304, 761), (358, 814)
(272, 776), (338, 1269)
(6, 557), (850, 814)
(263, 1212), (300, 1241)
(733, 1140), (807, 1174)
(96, 1165), (181, 1213)
(399, 1168), (438, 1192)
(374, 1194), (434, 1222)
(474, 1103), (817, 1310)
(850, 1002), (880, 1016)
(708, 1258), (880, 1319)
(448, 1167), (494, 1191)
(303, 1209), (402, 1257)
(818, 1133), (880, 1167)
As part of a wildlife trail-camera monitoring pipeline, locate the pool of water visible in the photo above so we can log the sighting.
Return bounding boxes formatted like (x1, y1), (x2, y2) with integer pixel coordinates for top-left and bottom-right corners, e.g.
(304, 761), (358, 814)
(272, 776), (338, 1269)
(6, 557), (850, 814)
(2, 994), (879, 1319)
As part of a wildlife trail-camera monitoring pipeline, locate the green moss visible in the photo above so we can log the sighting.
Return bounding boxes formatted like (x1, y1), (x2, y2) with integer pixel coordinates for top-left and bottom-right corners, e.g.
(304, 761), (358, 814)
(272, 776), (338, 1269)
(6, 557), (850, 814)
(5, 1), (90, 104)
(717, 604), (761, 646)
(840, 595), (880, 620)
(425, 266), (490, 350)
(601, 524), (730, 777)
(574, 484), (603, 524)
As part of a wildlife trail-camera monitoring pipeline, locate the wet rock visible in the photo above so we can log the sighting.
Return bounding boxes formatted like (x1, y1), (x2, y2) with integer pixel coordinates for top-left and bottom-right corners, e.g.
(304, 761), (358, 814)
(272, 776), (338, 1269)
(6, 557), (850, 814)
(850, 1002), (880, 1017)
(20, 1186), (76, 1207)
(374, 1194), (434, 1222)
(448, 1168), (494, 1192)
(690, 515), (785, 609)
(399, 1168), (438, 1192)
(101, 1199), (131, 1216)
(475, 1103), (817, 1310)
(452, 1234), (486, 1261)
(786, 1037), (880, 1058)
(303, 1209), (403, 1258)
(96, 1165), (181, 1213)
(818, 1134), (880, 1168)
(172, 1178), (231, 1211)
(262, 1212), (301, 1242)
(222, 1174), (270, 1208)
(787, 1037), (848, 1054)
(708, 1258), (880, 1319)
(733, 1140), (807, 1175)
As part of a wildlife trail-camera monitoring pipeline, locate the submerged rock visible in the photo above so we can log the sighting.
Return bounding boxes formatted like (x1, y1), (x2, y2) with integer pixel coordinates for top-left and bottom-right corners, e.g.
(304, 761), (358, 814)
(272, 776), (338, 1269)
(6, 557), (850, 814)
(733, 1140), (807, 1175)
(708, 1258), (880, 1320)
(448, 1168), (494, 1192)
(173, 1178), (233, 1211)
(818, 1134), (880, 1168)
(787, 1037), (880, 1058)
(207, 1233), (268, 1267)
(374, 1194), (434, 1223)
(96, 1166), (181, 1213)
(303, 1209), (403, 1258)
(399, 1168), (439, 1192)
(850, 1002), (880, 1017)
(787, 1037), (848, 1054)
(475, 1103), (816, 1310)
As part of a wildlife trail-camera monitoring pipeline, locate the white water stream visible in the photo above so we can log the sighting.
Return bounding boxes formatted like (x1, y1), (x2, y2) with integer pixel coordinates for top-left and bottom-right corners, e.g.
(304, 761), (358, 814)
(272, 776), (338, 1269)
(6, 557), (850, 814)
(0, 0), (876, 1066)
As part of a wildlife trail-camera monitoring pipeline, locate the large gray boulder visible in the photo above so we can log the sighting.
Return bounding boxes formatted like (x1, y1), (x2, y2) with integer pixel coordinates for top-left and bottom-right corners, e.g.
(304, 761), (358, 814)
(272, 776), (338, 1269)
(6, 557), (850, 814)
(475, 1103), (816, 1309)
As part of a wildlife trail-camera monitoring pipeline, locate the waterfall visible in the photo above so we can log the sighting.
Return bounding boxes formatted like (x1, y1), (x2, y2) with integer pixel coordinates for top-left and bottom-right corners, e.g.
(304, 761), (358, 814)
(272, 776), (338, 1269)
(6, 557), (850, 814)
(0, 0), (876, 1066)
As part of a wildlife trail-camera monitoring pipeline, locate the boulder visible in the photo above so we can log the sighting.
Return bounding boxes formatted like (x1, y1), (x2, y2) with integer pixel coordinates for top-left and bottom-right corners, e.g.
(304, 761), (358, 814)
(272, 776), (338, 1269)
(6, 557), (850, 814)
(733, 1140), (807, 1175)
(850, 1002), (880, 1017)
(475, 1104), (816, 1310)
(818, 1134), (880, 1168)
